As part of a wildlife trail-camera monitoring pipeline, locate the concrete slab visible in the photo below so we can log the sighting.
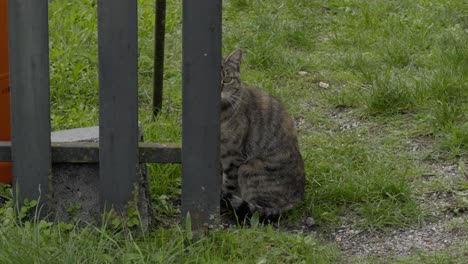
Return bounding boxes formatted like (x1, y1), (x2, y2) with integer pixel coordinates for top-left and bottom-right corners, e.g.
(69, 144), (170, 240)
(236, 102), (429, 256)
(51, 126), (99, 143)
(50, 125), (152, 229)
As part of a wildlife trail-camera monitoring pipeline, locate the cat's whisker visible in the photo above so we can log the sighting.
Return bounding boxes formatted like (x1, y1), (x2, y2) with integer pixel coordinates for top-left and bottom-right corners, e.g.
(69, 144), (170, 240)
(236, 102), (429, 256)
(227, 95), (241, 110)
(228, 94), (242, 110)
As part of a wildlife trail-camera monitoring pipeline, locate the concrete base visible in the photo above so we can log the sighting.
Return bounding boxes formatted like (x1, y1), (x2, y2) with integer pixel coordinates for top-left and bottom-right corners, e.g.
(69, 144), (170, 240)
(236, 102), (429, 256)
(50, 126), (152, 229)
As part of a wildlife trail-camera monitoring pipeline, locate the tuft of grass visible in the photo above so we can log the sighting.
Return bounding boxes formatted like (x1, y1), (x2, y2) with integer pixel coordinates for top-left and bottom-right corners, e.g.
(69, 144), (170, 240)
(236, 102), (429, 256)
(300, 132), (422, 229)
(364, 71), (417, 115)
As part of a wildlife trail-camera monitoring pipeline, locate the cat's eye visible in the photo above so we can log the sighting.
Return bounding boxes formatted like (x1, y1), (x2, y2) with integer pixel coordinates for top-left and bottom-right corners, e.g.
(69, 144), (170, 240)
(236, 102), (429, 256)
(223, 77), (234, 84)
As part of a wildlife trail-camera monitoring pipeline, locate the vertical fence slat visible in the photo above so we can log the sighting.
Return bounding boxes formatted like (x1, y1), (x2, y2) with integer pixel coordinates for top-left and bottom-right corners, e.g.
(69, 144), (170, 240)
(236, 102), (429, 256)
(8, 0), (51, 211)
(97, 0), (139, 211)
(181, 0), (222, 229)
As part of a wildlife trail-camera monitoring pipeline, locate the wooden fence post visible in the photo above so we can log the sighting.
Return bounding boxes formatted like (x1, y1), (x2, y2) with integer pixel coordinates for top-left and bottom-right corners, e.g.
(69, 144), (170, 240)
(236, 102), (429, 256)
(181, 0), (222, 230)
(97, 0), (139, 211)
(8, 0), (51, 213)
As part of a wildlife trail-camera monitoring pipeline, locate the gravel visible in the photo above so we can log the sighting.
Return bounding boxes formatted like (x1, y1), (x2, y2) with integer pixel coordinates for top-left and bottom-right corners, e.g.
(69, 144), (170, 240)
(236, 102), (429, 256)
(334, 216), (466, 257)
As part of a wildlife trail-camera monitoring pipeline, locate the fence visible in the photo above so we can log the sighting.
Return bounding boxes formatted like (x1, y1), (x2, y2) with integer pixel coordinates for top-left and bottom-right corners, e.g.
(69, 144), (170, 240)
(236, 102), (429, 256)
(0, 0), (221, 230)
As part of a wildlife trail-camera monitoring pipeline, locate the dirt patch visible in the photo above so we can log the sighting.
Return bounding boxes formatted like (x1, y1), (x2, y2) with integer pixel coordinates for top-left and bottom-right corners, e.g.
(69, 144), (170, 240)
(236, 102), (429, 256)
(282, 210), (467, 257)
(326, 140), (467, 257)
(332, 216), (466, 257)
(329, 106), (368, 133)
(428, 162), (463, 180)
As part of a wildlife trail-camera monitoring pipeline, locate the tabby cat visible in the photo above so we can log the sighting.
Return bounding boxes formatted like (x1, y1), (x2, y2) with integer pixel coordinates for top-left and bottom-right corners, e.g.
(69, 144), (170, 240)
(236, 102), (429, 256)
(220, 49), (305, 222)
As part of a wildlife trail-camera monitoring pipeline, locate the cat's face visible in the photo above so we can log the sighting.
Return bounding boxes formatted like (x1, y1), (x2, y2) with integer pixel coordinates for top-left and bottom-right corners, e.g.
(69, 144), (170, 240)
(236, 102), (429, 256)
(221, 49), (242, 104)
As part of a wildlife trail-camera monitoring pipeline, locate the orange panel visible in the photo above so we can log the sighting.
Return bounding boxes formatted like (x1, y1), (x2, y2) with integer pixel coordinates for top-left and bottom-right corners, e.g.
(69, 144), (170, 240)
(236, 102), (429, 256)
(0, 0), (7, 76)
(0, 0), (12, 184)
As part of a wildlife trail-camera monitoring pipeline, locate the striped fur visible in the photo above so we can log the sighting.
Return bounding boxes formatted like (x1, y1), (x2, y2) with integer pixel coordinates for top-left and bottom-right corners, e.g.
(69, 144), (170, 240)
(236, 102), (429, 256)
(220, 49), (305, 222)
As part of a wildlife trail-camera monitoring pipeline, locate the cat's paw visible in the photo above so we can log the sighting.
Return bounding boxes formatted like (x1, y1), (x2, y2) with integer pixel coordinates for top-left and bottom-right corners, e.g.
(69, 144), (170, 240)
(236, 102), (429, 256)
(229, 195), (244, 208)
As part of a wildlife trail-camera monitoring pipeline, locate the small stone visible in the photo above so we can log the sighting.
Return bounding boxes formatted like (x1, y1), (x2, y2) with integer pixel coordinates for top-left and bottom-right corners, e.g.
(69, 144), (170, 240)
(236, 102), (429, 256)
(305, 217), (316, 227)
(319, 81), (330, 89)
(298, 71), (308, 76)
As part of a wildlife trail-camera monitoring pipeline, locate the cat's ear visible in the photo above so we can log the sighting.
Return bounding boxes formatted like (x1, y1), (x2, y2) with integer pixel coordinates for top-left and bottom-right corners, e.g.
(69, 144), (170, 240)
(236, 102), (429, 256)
(225, 49), (242, 69)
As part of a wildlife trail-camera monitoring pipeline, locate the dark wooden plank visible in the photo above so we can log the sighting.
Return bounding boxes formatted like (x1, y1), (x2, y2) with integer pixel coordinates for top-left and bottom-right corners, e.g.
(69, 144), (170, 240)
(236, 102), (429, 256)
(1, 142), (181, 164)
(0, 142), (11, 161)
(97, 0), (139, 211)
(51, 142), (180, 164)
(181, 0), (222, 230)
(7, 0), (51, 210)
(152, 0), (166, 116)
(139, 142), (181, 163)
(52, 142), (99, 163)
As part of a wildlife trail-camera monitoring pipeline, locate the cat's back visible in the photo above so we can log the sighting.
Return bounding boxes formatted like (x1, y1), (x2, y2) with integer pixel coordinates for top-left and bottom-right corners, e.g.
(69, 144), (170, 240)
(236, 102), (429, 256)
(243, 86), (297, 137)
(241, 86), (305, 201)
(241, 86), (301, 159)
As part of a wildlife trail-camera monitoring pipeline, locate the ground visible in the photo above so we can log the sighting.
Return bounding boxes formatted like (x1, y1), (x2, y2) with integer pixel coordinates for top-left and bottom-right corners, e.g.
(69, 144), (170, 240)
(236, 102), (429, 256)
(0, 0), (467, 263)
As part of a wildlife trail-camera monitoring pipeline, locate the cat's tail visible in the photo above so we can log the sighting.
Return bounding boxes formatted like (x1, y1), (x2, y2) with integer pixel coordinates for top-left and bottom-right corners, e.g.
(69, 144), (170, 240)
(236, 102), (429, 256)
(222, 193), (293, 223)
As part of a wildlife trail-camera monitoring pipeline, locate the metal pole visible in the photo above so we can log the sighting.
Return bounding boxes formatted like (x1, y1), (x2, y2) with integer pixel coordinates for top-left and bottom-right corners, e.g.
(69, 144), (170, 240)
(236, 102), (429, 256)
(153, 0), (166, 117)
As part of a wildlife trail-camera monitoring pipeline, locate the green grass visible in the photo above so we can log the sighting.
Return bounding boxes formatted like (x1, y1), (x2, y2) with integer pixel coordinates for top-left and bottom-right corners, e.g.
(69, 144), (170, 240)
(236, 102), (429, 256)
(1, 0), (467, 262)
(0, 200), (338, 263)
